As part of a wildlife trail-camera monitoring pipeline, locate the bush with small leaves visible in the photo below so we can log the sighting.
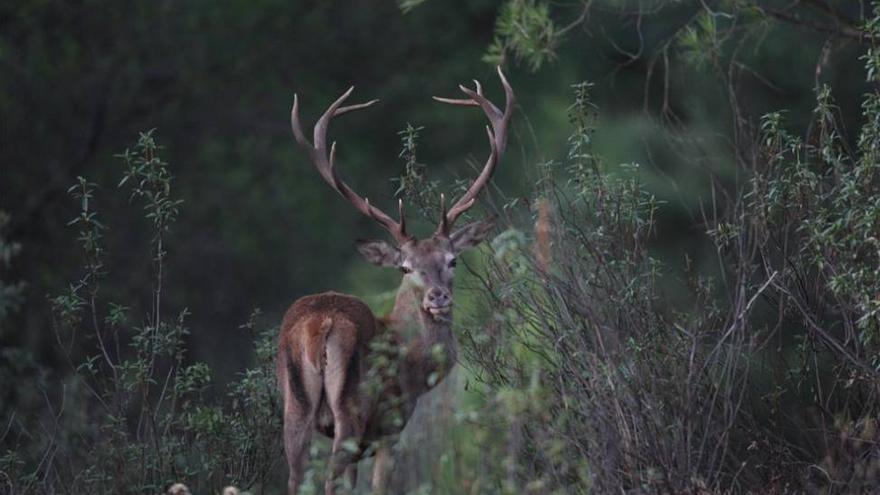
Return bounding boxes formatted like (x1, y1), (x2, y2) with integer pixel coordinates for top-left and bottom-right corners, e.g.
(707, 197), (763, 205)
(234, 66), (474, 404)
(1, 131), (282, 494)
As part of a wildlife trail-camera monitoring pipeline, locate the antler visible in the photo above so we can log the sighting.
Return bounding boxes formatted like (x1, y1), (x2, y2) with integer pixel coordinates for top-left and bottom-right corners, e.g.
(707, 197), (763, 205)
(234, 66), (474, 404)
(433, 66), (515, 234)
(291, 88), (412, 244)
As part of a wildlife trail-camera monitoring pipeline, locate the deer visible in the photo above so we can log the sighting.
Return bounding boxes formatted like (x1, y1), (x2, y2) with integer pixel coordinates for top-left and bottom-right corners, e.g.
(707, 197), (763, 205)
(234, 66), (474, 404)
(277, 67), (513, 495)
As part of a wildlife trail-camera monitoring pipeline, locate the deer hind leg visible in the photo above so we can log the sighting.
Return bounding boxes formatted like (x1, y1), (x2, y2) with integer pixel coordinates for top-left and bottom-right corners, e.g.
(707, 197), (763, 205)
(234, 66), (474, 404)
(323, 320), (363, 494)
(281, 349), (322, 495)
(371, 441), (393, 495)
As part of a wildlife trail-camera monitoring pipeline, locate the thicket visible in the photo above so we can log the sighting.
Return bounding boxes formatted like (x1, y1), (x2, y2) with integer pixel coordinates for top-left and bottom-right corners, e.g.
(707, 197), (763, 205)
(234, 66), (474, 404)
(448, 71), (880, 492)
(1, 133), (282, 494)
(443, 3), (880, 494)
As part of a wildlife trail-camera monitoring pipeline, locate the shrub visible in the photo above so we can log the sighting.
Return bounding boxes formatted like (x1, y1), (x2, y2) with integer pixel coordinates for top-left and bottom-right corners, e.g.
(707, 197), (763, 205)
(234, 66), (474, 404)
(452, 12), (880, 493)
(454, 81), (762, 494)
(1, 131), (282, 494)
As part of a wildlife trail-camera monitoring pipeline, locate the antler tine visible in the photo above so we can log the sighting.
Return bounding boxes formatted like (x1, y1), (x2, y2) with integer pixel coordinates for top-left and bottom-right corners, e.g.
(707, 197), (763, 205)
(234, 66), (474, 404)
(438, 193), (449, 234)
(335, 99), (381, 117)
(398, 198), (406, 236)
(291, 94), (311, 149)
(290, 88), (410, 243)
(313, 87), (354, 151)
(433, 67), (514, 233)
(440, 126), (496, 231)
(431, 96), (479, 107)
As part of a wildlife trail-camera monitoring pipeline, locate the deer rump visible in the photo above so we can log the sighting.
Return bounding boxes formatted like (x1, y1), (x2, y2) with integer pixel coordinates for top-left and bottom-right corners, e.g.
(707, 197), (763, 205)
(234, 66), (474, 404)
(278, 292), (387, 447)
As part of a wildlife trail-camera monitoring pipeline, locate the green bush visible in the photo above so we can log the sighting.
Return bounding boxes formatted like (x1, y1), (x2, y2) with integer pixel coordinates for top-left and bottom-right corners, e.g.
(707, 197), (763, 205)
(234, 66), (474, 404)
(444, 7), (880, 493)
(1, 131), (282, 494)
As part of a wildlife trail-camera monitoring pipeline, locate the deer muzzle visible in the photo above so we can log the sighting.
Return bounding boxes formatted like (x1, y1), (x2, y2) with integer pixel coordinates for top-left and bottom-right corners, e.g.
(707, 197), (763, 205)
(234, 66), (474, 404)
(423, 287), (452, 316)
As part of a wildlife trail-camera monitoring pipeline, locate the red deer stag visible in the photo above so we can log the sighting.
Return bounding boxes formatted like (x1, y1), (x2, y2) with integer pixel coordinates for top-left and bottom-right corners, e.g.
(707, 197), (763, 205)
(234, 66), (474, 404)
(278, 68), (513, 494)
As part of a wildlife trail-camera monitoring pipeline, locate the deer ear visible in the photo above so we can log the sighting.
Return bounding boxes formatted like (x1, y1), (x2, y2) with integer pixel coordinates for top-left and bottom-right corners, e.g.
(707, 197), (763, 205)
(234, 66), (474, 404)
(355, 239), (402, 267)
(450, 216), (495, 253)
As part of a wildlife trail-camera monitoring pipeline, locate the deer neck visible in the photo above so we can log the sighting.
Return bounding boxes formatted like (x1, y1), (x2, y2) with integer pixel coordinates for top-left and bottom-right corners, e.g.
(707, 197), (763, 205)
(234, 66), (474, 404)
(385, 276), (457, 395)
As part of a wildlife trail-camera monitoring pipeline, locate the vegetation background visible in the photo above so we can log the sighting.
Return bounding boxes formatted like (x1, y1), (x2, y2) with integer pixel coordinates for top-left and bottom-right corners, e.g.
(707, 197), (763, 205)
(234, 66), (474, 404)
(2, 1), (880, 493)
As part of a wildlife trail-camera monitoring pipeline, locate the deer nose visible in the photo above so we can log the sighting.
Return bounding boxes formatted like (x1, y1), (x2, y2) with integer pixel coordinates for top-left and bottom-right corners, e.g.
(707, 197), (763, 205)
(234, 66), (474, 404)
(425, 287), (451, 307)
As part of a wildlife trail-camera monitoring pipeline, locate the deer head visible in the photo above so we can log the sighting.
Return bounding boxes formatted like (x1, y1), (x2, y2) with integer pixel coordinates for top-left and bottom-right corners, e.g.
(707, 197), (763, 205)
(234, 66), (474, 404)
(354, 214), (495, 320)
(290, 68), (514, 321)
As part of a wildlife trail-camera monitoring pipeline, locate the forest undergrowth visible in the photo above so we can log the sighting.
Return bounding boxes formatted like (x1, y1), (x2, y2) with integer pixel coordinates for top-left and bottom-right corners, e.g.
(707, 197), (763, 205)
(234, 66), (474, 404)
(3, 9), (880, 493)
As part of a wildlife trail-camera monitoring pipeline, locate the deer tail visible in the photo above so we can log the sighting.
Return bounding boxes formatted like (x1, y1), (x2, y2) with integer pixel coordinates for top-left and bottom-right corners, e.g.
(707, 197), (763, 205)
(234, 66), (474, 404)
(305, 316), (334, 371)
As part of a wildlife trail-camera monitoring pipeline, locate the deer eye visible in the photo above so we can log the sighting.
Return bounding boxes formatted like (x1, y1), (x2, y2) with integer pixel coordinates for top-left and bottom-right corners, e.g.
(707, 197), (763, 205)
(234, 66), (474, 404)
(400, 265), (412, 274)
(448, 258), (457, 268)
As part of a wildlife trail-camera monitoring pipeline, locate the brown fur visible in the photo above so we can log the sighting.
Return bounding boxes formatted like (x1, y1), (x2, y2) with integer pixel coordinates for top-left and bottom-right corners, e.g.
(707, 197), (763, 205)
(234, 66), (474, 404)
(278, 292), (377, 399)
(281, 292), (377, 350)
(278, 282), (455, 495)
(303, 316), (334, 370)
(278, 292), (382, 494)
